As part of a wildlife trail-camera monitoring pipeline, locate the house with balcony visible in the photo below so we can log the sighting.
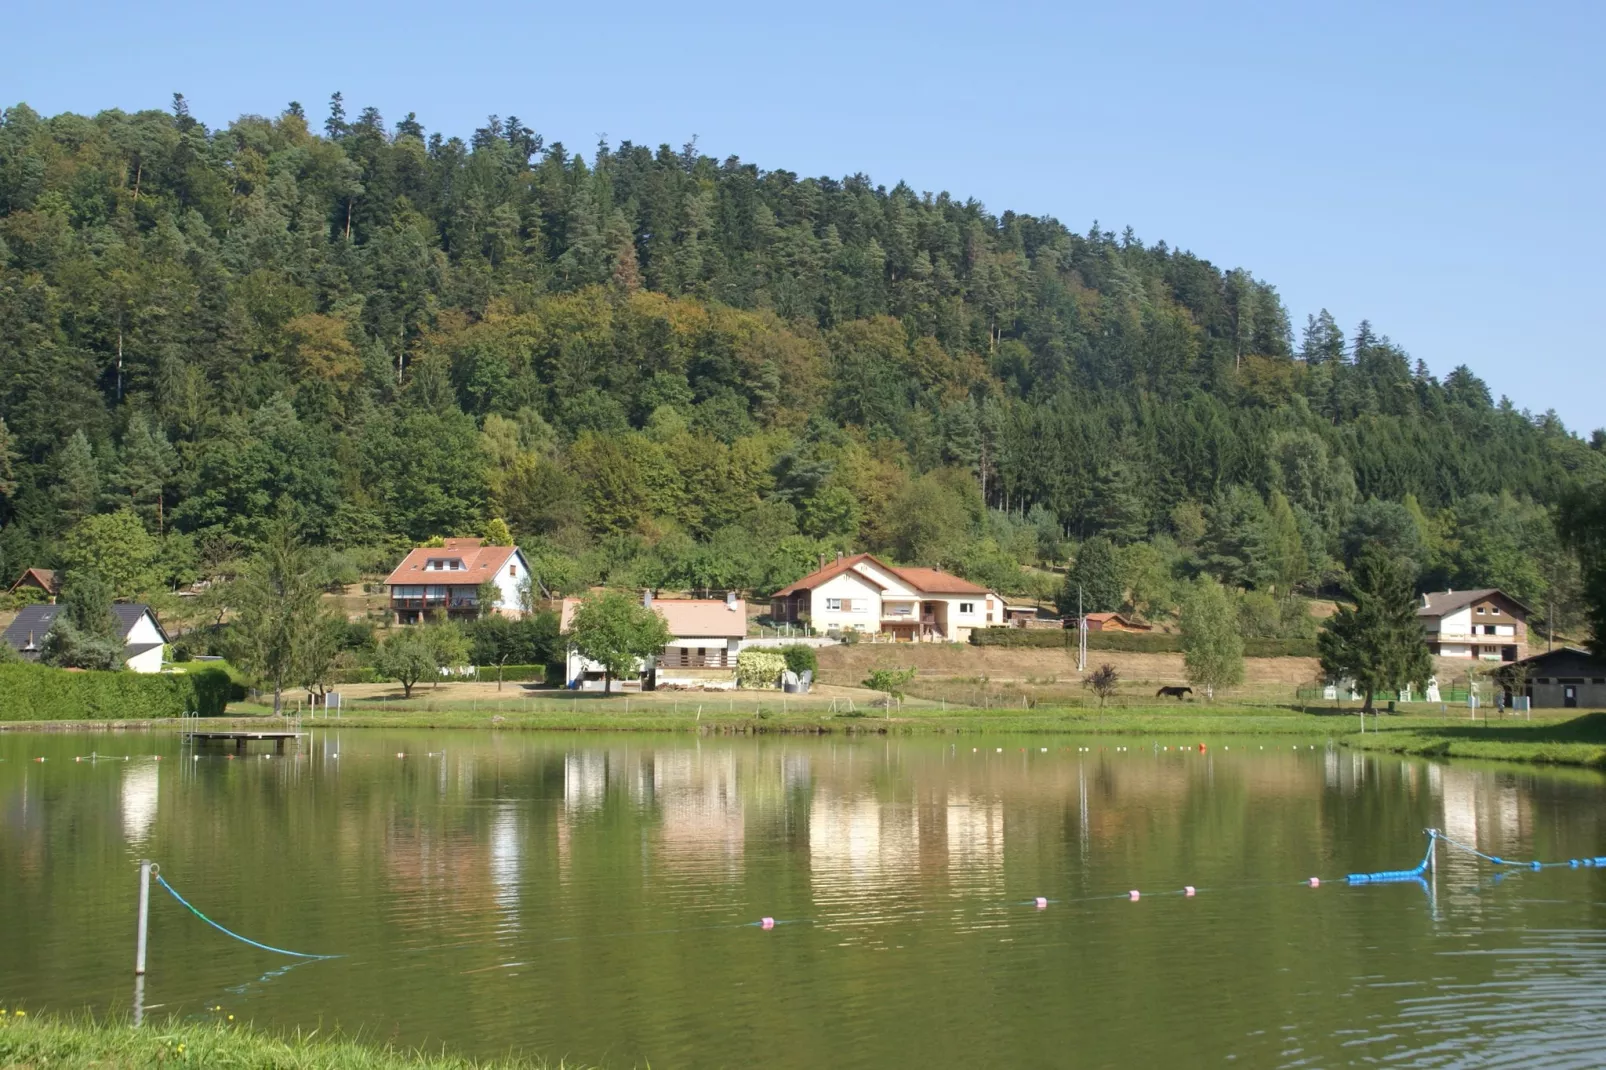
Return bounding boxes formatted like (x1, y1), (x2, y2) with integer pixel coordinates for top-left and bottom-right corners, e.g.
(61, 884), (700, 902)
(385, 539), (532, 624)
(769, 553), (1000, 642)
(559, 591), (748, 690)
(1417, 588), (1529, 661)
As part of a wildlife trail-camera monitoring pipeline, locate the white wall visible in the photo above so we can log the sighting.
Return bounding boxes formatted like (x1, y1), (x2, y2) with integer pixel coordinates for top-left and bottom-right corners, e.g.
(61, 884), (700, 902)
(1435, 607), (1472, 637)
(125, 645), (165, 674)
(491, 550), (531, 616)
(807, 572), (884, 633)
(126, 613), (164, 646)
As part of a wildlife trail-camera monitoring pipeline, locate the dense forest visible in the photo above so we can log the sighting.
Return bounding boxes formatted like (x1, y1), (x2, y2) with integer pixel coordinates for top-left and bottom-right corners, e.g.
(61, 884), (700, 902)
(1, 95), (1602, 638)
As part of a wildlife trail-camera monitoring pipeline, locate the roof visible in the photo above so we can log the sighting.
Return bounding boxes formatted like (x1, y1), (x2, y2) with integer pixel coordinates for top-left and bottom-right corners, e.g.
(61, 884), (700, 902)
(1510, 646), (1605, 670)
(386, 540), (520, 585)
(772, 553), (991, 598)
(560, 596), (748, 639)
(1416, 588), (1532, 618)
(771, 554), (888, 598)
(2, 603), (166, 655)
(9, 568), (57, 593)
(1085, 612), (1152, 629)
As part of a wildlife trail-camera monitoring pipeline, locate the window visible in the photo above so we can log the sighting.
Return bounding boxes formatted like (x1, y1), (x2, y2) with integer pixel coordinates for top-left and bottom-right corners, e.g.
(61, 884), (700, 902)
(959, 602), (975, 614)
(1476, 606), (1486, 614)
(1593, 679), (1605, 685)
(826, 598), (843, 612)
(509, 564), (517, 577)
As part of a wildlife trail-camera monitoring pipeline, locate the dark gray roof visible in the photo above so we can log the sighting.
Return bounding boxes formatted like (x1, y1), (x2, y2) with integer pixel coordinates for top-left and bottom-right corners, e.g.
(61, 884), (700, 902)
(1416, 588), (1531, 618)
(1511, 646), (1605, 671)
(2, 603), (167, 656)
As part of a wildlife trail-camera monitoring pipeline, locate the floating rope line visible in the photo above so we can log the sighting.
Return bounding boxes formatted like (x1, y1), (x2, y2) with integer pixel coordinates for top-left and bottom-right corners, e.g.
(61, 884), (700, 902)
(154, 872), (341, 960)
(1435, 831), (1606, 871)
(1346, 833), (1439, 884)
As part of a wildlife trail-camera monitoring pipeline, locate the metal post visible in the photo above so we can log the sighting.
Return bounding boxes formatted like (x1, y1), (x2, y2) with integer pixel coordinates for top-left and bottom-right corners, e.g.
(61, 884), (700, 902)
(135, 860), (151, 975)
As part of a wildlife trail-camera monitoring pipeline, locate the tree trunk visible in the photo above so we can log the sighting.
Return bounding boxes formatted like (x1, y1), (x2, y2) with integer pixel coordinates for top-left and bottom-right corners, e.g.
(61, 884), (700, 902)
(604, 671), (612, 694)
(272, 685), (283, 717)
(402, 680), (415, 699)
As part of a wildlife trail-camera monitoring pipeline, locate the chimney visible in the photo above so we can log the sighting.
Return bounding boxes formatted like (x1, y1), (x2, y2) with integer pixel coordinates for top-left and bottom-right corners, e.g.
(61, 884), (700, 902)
(725, 591), (738, 610)
(836, 550), (843, 562)
(641, 589), (653, 609)
(818, 553), (827, 570)
(1422, 593), (1430, 608)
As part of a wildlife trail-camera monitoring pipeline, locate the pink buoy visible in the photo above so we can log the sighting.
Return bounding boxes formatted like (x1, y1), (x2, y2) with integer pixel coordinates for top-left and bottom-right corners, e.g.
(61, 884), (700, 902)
(1308, 877), (1320, 888)
(1184, 886), (1195, 897)
(1035, 897), (1048, 909)
(760, 917), (775, 930)
(1129, 890), (1140, 901)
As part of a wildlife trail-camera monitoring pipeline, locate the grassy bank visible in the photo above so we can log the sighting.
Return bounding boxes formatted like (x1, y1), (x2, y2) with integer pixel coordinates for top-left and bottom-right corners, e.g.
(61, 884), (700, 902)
(1344, 711), (1606, 769)
(0, 1012), (581, 1069)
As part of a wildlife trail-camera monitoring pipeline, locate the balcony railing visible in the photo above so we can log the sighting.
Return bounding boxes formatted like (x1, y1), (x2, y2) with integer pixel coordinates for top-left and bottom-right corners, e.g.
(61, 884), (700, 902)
(659, 650), (731, 669)
(393, 596), (478, 611)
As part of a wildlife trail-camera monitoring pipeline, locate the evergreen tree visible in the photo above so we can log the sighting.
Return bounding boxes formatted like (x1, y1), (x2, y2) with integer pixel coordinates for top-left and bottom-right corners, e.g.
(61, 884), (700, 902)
(1317, 547), (1433, 713)
(1059, 536), (1122, 615)
(53, 431), (101, 524)
(227, 516), (328, 715)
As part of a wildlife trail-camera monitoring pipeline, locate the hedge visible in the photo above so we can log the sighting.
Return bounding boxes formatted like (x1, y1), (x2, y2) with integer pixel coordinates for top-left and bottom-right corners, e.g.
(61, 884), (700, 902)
(969, 628), (1316, 658)
(328, 664), (546, 686)
(0, 664), (233, 720)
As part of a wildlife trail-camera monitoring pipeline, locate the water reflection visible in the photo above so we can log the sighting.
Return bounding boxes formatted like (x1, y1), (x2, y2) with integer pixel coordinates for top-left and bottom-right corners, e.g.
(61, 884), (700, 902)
(1, 732), (1603, 1070)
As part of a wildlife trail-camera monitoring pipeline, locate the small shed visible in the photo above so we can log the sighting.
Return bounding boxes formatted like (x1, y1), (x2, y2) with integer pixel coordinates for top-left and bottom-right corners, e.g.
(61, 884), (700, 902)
(8, 568), (59, 601)
(1083, 612), (1153, 633)
(1502, 647), (1606, 710)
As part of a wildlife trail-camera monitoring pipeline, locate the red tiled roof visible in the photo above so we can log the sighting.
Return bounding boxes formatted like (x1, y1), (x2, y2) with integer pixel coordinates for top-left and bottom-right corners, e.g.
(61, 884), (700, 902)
(771, 554), (889, 598)
(9, 568), (57, 594)
(889, 567), (991, 595)
(772, 554), (992, 597)
(386, 542), (519, 585)
(560, 596), (748, 638)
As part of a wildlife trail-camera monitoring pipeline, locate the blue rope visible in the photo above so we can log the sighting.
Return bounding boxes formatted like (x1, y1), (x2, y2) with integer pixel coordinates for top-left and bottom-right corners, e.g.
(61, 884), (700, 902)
(155, 874), (341, 960)
(1435, 832), (1606, 871)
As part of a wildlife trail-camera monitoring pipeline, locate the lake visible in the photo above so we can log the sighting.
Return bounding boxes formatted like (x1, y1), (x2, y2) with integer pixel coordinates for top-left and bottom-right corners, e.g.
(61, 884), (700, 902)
(3, 729), (1605, 1068)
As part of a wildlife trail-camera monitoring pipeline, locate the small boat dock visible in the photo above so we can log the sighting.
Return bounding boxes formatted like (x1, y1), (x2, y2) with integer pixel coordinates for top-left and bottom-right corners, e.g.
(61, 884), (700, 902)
(184, 730), (303, 753)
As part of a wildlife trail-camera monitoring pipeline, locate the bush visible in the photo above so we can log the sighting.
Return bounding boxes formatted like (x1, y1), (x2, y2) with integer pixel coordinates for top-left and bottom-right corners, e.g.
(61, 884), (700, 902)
(735, 649), (787, 688)
(778, 644), (818, 677)
(0, 664), (232, 720)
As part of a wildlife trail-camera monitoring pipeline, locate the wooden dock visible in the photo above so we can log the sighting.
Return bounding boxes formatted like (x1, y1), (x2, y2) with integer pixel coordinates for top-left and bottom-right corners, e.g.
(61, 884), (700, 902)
(185, 731), (303, 753)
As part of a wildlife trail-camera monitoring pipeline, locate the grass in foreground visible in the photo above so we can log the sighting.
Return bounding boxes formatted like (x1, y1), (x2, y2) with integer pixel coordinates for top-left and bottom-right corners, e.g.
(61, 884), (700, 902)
(1344, 711), (1606, 769)
(0, 1011), (581, 1069)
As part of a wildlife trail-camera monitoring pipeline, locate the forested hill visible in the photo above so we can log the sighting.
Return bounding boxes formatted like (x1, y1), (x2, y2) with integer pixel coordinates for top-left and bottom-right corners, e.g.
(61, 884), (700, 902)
(1, 98), (1601, 626)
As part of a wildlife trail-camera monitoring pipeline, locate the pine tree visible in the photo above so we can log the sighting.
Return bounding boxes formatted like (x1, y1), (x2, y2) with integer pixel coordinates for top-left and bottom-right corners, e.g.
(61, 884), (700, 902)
(53, 430), (101, 524)
(119, 412), (178, 534)
(1317, 547), (1433, 713)
(1059, 536), (1122, 614)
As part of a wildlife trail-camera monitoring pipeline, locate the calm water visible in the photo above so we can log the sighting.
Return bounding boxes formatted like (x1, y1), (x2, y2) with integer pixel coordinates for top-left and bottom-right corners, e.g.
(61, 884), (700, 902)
(3, 730), (1605, 1069)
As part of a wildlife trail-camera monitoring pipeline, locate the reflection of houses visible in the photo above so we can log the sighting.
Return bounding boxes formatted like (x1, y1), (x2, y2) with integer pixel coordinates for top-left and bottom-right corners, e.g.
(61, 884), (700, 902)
(770, 553), (1000, 641)
(808, 789), (924, 908)
(2, 603), (169, 672)
(559, 592), (747, 690)
(1502, 647), (1606, 709)
(1418, 589), (1528, 661)
(385, 538), (531, 624)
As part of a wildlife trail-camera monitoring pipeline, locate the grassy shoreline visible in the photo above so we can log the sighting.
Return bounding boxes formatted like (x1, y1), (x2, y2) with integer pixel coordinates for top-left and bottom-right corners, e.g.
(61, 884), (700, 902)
(0, 1012), (580, 1069)
(4, 703), (1604, 769)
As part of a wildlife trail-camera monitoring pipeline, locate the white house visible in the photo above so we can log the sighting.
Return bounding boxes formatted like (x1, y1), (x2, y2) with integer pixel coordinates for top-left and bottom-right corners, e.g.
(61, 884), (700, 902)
(385, 539), (532, 624)
(1417, 588), (1529, 662)
(560, 592), (748, 691)
(769, 553), (1001, 642)
(2, 603), (169, 672)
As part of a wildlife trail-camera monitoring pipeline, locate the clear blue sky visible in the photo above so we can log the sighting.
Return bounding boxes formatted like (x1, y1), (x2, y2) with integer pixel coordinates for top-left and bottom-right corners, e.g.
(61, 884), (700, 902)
(8, 0), (1603, 433)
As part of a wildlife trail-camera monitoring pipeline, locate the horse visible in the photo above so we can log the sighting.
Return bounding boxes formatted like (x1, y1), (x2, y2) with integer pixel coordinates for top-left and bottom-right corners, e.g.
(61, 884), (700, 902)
(1156, 685), (1193, 700)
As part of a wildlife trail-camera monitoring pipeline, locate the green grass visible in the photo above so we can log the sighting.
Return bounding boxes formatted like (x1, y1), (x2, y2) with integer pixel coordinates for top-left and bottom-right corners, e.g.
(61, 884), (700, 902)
(0, 1011), (585, 1069)
(1343, 711), (1606, 768)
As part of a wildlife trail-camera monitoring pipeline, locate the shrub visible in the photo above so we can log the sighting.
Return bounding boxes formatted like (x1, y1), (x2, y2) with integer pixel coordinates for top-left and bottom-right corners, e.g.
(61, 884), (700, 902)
(0, 664), (232, 720)
(735, 649), (787, 689)
(778, 644), (818, 677)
